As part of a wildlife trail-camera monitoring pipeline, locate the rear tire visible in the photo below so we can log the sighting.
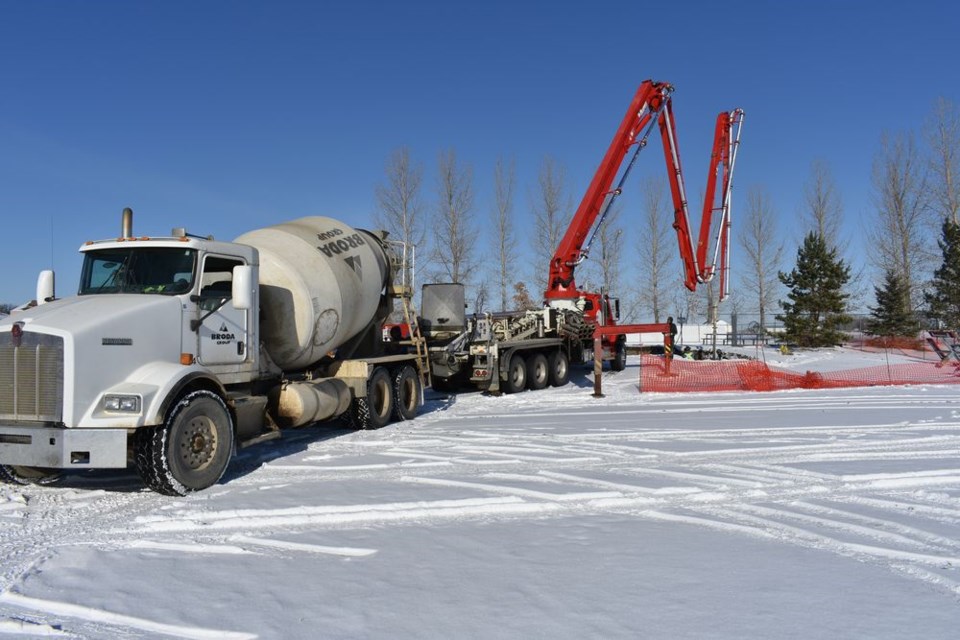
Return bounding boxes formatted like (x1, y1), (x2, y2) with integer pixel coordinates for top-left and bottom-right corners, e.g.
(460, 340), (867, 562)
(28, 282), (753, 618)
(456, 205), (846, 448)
(526, 353), (549, 390)
(351, 366), (394, 429)
(134, 389), (235, 496)
(0, 465), (62, 486)
(547, 350), (570, 387)
(392, 365), (422, 421)
(504, 353), (527, 394)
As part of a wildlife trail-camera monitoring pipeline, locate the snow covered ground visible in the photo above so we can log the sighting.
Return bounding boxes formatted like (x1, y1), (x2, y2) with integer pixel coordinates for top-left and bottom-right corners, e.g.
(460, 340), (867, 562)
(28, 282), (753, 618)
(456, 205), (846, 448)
(2, 348), (960, 639)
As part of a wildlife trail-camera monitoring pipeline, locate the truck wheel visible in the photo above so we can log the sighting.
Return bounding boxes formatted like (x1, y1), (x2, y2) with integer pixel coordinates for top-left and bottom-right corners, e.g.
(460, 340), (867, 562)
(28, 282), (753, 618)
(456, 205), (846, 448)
(0, 465), (62, 486)
(526, 353), (549, 390)
(504, 353), (527, 394)
(134, 389), (235, 496)
(547, 350), (570, 387)
(393, 365), (422, 421)
(352, 366), (394, 429)
(611, 342), (627, 371)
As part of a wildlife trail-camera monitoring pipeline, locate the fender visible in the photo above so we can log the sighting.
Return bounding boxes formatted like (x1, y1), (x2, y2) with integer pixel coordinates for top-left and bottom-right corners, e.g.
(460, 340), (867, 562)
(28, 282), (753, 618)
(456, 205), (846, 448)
(154, 370), (228, 425)
(73, 361), (226, 429)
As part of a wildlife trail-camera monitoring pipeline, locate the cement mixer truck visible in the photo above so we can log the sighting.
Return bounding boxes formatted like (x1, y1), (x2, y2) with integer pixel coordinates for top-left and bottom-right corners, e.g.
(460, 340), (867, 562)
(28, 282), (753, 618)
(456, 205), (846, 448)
(0, 211), (424, 495)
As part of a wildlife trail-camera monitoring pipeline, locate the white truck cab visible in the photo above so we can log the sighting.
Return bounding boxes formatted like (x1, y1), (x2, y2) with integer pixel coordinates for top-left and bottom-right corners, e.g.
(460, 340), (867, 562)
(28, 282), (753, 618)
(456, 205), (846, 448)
(0, 228), (259, 491)
(0, 211), (423, 495)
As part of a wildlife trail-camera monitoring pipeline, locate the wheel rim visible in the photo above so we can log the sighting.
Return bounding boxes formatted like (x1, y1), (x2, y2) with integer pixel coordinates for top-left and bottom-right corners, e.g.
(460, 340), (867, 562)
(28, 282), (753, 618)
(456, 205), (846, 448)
(555, 358), (567, 379)
(180, 416), (218, 471)
(373, 377), (391, 418)
(511, 361), (525, 388)
(4, 465), (61, 484)
(401, 376), (417, 412)
(535, 360), (547, 384)
(12, 466), (54, 479)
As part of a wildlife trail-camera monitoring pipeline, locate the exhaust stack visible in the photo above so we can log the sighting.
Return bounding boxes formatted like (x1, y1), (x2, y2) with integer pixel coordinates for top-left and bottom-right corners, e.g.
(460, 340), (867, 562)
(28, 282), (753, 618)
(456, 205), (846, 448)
(121, 207), (133, 238)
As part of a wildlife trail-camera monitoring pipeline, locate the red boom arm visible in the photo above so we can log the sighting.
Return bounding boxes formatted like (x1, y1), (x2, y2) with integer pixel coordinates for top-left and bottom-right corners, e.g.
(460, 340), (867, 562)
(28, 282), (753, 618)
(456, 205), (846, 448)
(544, 80), (744, 306)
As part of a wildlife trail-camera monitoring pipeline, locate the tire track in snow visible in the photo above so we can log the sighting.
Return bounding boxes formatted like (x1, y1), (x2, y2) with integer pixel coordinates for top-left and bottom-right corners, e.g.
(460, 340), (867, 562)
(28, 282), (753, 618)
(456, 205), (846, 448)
(4, 382), (960, 613)
(0, 487), (160, 594)
(0, 592), (256, 640)
(687, 504), (960, 575)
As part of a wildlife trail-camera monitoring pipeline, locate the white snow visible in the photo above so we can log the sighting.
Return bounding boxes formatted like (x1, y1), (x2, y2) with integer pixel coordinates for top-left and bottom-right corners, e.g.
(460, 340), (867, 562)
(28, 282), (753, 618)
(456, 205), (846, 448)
(2, 347), (960, 638)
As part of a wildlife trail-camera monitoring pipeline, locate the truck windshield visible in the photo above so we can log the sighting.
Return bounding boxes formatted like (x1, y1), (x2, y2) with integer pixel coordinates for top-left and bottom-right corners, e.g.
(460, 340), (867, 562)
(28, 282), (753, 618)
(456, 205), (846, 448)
(79, 248), (197, 295)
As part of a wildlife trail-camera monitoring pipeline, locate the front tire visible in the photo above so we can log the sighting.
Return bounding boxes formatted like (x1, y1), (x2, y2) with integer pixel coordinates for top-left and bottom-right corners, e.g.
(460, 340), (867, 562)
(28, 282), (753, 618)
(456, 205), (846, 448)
(0, 465), (62, 486)
(134, 389), (235, 496)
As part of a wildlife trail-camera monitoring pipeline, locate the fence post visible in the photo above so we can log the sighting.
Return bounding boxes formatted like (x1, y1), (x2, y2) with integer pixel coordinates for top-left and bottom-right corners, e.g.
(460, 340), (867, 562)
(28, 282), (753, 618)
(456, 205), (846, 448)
(664, 332), (673, 376)
(593, 335), (604, 398)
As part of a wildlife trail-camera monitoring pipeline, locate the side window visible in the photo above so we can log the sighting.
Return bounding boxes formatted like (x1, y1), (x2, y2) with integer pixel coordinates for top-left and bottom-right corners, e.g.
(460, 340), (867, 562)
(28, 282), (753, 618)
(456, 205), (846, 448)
(142, 249), (195, 294)
(199, 256), (244, 310)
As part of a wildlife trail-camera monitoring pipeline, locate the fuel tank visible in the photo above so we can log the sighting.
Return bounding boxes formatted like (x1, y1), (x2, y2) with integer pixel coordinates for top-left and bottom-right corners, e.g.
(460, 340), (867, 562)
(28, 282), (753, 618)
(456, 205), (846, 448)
(235, 216), (393, 370)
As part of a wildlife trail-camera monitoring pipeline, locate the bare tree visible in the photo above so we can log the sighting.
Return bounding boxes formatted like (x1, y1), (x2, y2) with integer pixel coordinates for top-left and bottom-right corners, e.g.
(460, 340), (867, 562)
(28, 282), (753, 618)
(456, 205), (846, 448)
(868, 132), (933, 308)
(634, 176), (675, 323)
(595, 205), (624, 298)
(738, 186), (784, 331)
(492, 156), (517, 311)
(432, 149), (477, 286)
(671, 288), (705, 336)
(926, 97), (960, 225)
(375, 147), (426, 294)
(531, 156), (572, 296)
(802, 159), (844, 249)
(580, 203), (623, 298)
(472, 278), (489, 315)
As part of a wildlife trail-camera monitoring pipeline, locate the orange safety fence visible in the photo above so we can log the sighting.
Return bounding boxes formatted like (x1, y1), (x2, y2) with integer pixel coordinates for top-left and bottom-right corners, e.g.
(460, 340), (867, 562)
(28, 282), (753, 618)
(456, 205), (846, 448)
(639, 354), (960, 393)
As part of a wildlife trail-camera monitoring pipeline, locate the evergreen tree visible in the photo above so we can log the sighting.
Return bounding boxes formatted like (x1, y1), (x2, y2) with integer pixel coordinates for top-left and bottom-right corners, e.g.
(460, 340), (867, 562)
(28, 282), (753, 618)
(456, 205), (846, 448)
(924, 218), (960, 329)
(868, 270), (919, 336)
(777, 232), (852, 347)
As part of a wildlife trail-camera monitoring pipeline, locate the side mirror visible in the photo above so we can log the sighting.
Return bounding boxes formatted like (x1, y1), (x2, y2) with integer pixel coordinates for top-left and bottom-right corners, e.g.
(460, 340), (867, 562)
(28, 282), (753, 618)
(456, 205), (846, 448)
(36, 270), (55, 304)
(231, 265), (254, 311)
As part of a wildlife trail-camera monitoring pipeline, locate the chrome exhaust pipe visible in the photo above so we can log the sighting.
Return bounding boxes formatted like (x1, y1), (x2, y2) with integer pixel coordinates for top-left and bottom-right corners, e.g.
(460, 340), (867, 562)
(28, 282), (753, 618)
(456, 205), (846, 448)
(121, 207), (133, 238)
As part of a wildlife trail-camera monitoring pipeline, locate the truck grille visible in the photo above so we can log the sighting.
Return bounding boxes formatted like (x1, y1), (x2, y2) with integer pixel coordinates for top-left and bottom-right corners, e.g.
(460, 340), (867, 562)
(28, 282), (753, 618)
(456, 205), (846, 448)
(0, 331), (64, 422)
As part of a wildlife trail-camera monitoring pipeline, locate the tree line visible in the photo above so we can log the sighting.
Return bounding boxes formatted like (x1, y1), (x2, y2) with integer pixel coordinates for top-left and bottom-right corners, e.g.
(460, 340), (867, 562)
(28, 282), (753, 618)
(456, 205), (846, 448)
(378, 97), (959, 347)
(742, 97), (960, 346)
(375, 145), (708, 325)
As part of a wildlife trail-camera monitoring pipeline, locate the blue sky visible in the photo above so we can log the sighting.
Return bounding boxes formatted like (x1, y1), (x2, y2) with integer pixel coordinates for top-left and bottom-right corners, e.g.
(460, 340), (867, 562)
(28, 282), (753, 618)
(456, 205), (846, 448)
(1, 1), (958, 308)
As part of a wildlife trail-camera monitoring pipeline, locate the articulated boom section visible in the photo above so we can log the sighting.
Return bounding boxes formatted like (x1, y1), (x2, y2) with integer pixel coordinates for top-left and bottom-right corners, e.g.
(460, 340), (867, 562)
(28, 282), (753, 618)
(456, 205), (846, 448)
(681, 109), (743, 300)
(545, 79), (744, 309)
(546, 81), (673, 300)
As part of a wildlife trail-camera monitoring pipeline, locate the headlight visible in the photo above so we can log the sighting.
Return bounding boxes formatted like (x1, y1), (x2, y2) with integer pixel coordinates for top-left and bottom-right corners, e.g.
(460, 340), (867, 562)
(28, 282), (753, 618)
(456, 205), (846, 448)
(103, 394), (141, 412)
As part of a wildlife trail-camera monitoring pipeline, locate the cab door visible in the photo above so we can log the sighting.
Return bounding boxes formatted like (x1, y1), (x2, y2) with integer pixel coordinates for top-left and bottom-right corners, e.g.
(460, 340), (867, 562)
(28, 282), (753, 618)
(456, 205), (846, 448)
(195, 255), (248, 366)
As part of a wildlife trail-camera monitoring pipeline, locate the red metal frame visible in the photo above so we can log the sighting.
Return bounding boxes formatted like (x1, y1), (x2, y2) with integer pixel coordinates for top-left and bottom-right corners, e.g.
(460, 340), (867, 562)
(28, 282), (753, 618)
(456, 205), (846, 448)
(544, 80), (744, 324)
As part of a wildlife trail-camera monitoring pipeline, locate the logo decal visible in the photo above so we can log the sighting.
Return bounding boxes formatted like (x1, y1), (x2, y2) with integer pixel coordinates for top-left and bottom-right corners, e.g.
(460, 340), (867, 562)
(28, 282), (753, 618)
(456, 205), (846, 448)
(316, 231), (367, 258)
(102, 337), (133, 346)
(344, 255), (363, 279)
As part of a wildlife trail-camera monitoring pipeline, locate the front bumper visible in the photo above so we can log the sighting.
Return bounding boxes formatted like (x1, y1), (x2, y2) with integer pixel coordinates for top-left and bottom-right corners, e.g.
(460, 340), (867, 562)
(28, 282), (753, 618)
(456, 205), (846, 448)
(0, 425), (128, 469)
